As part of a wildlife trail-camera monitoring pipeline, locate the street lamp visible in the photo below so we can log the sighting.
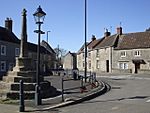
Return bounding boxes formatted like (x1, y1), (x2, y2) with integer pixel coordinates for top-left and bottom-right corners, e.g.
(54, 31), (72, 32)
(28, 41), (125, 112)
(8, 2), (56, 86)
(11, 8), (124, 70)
(33, 5), (46, 105)
(47, 31), (51, 43)
(84, 0), (87, 82)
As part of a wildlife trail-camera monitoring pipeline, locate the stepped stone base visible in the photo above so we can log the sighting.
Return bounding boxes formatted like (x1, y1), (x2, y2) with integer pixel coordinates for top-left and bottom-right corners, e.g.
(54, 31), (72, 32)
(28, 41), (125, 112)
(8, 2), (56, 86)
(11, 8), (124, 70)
(0, 81), (57, 99)
(0, 57), (57, 100)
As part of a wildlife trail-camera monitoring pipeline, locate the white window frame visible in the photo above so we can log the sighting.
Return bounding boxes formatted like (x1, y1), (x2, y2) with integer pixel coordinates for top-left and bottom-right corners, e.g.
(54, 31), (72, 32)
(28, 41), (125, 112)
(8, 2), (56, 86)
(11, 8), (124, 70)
(120, 51), (126, 57)
(88, 60), (91, 69)
(15, 48), (20, 57)
(134, 50), (141, 57)
(88, 52), (91, 58)
(1, 61), (6, 72)
(119, 62), (128, 69)
(96, 60), (100, 69)
(96, 49), (99, 57)
(1, 45), (6, 56)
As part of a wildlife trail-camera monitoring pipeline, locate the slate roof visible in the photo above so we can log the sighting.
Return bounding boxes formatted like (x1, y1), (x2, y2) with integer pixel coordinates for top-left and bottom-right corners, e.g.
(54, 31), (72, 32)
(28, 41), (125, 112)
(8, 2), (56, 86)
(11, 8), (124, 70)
(77, 42), (89, 54)
(95, 34), (118, 49)
(65, 51), (76, 57)
(88, 38), (102, 50)
(40, 40), (56, 54)
(0, 26), (20, 43)
(77, 38), (103, 54)
(115, 31), (150, 50)
(0, 26), (53, 55)
(27, 42), (51, 54)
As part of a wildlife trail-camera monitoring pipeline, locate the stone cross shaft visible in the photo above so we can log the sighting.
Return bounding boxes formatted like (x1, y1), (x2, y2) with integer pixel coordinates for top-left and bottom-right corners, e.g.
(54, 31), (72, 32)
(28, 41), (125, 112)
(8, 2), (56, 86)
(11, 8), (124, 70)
(19, 9), (28, 58)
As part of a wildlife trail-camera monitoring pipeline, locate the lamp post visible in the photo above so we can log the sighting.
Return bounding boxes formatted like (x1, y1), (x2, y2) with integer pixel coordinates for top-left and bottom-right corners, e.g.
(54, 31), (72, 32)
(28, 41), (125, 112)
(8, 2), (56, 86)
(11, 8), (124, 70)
(84, 0), (87, 82)
(47, 31), (51, 43)
(33, 5), (46, 105)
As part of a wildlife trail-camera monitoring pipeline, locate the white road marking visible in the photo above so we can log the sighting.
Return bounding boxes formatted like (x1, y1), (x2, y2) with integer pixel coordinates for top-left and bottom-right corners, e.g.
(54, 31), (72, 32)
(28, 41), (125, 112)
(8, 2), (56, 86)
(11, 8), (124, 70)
(146, 99), (150, 103)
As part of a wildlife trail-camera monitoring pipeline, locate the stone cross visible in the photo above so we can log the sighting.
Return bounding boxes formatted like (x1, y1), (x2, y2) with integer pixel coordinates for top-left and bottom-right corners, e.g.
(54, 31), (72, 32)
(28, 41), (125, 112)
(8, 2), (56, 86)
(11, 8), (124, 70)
(19, 9), (28, 58)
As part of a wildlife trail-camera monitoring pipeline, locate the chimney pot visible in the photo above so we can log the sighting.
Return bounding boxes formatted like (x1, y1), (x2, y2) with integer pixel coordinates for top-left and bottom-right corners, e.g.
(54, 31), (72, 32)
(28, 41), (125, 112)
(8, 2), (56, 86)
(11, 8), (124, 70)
(117, 27), (122, 35)
(5, 18), (12, 32)
(104, 29), (111, 37)
(91, 35), (96, 41)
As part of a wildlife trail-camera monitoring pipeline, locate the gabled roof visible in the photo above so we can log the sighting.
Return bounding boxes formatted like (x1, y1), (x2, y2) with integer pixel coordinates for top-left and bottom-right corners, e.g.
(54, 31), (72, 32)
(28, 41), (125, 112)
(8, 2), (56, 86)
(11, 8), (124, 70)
(77, 37), (103, 54)
(88, 38), (102, 50)
(65, 51), (76, 57)
(77, 42), (88, 54)
(0, 26), (53, 55)
(115, 31), (150, 50)
(0, 26), (20, 43)
(27, 42), (52, 54)
(95, 34), (118, 49)
(40, 40), (56, 54)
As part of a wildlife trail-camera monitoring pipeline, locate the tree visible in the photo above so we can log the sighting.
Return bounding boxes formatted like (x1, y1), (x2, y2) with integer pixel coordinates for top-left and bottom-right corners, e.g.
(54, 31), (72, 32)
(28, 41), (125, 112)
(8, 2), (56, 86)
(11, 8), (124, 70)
(54, 46), (68, 69)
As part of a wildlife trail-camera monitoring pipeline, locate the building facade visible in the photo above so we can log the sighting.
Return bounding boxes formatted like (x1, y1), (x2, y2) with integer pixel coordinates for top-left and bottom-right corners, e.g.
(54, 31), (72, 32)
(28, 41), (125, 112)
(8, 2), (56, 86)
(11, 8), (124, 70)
(77, 27), (150, 74)
(63, 51), (77, 70)
(0, 18), (56, 78)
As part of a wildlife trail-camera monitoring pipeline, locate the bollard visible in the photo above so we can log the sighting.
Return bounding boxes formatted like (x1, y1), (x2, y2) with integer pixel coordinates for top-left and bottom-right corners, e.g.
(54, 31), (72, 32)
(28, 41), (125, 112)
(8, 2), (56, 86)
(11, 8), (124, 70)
(35, 85), (42, 105)
(61, 77), (64, 102)
(81, 76), (83, 88)
(19, 80), (25, 112)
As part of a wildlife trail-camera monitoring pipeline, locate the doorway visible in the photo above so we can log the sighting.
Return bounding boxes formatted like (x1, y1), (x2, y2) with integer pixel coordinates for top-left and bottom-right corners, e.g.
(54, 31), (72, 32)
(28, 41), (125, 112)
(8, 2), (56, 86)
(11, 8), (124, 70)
(134, 63), (140, 74)
(106, 60), (109, 72)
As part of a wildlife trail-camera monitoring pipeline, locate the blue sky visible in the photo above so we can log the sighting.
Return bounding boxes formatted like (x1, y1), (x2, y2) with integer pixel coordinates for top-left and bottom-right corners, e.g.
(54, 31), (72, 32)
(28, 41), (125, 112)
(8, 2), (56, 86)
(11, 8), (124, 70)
(0, 0), (150, 52)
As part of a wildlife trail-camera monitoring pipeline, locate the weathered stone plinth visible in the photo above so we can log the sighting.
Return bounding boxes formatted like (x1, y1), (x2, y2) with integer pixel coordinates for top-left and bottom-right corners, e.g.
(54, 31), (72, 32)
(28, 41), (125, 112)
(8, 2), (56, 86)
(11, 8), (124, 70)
(0, 9), (57, 100)
(0, 58), (57, 100)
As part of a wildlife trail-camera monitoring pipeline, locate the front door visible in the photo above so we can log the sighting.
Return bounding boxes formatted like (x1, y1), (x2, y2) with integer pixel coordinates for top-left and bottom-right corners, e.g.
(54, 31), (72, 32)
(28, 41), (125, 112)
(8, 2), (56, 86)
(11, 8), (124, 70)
(106, 60), (109, 72)
(135, 63), (140, 73)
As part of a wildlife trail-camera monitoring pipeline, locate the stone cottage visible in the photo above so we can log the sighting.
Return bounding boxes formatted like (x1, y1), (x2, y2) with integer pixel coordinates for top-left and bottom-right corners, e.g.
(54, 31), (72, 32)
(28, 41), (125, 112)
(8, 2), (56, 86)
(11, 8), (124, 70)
(77, 27), (150, 74)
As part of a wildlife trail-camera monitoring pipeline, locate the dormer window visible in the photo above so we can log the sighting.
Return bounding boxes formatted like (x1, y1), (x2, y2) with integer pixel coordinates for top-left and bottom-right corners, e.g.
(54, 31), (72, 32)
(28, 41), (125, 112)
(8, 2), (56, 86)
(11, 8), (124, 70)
(120, 51), (126, 57)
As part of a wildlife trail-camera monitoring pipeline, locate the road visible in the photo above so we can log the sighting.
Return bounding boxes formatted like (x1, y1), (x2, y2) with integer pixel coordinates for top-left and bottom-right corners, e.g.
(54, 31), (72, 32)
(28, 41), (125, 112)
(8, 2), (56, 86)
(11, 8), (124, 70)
(57, 74), (150, 113)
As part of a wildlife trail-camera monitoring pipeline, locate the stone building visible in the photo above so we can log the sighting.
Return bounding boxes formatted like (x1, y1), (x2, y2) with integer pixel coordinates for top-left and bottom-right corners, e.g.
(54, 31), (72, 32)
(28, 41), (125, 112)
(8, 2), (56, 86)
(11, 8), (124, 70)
(63, 51), (77, 70)
(77, 35), (101, 72)
(0, 9), (57, 100)
(0, 18), (56, 78)
(113, 30), (150, 74)
(77, 27), (150, 74)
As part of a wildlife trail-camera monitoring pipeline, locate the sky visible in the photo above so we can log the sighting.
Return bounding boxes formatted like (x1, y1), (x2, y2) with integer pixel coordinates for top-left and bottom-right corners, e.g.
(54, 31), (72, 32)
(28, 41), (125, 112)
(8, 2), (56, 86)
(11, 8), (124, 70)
(0, 0), (150, 52)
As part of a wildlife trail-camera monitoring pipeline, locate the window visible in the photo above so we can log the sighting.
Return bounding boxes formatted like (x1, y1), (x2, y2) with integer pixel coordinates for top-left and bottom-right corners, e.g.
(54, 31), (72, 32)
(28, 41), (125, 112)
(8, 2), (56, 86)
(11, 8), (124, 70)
(82, 53), (84, 59)
(120, 51), (126, 57)
(134, 50), (141, 57)
(119, 62), (128, 69)
(96, 60), (100, 69)
(96, 49), (99, 57)
(15, 48), (20, 56)
(83, 61), (85, 68)
(88, 52), (91, 58)
(1, 45), (6, 55)
(1, 61), (6, 71)
(88, 61), (91, 69)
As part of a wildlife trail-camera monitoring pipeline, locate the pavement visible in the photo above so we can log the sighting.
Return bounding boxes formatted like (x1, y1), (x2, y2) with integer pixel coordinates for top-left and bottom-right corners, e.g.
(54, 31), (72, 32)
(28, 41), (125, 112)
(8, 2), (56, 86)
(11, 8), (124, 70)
(0, 75), (108, 113)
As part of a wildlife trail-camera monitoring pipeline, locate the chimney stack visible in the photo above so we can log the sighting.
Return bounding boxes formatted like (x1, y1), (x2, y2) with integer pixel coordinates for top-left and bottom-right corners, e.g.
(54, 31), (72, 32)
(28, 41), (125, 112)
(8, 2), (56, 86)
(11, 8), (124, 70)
(91, 35), (96, 41)
(104, 29), (111, 37)
(117, 27), (122, 35)
(5, 18), (12, 32)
